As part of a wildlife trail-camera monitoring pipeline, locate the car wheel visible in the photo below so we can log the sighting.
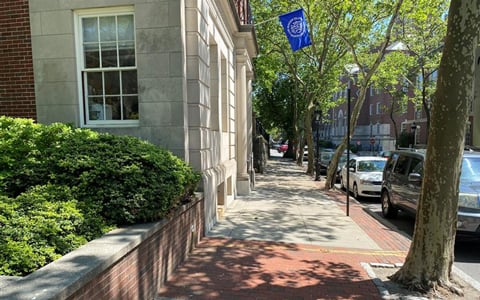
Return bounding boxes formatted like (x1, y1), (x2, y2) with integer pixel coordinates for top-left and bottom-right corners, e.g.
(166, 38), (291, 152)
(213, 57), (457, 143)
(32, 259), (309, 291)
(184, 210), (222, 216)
(353, 183), (359, 199)
(381, 191), (398, 218)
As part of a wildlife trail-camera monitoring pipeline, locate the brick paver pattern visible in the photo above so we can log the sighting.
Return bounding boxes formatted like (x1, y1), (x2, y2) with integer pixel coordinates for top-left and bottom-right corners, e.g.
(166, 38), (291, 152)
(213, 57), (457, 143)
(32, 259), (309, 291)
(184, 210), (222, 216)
(157, 161), (411, 300)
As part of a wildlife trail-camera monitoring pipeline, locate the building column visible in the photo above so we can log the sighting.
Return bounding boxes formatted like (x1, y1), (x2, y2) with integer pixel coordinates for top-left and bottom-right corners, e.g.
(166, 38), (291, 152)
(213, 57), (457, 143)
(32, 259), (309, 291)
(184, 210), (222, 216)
(236, 53), (250, 195)
(247, 70), (254, 166)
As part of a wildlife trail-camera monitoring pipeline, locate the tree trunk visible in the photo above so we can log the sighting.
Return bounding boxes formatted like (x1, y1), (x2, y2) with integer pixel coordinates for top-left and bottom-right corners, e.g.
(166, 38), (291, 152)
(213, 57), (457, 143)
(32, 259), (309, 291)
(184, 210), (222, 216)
(390, 1), (480, 295)
(389, 95), (399, 146)
(303, 106), (315, 174)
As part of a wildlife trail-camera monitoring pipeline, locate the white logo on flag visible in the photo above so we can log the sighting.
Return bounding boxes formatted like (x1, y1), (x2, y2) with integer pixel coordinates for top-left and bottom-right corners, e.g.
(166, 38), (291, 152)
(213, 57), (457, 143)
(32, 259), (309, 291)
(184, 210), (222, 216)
(287, 17), (306, 38)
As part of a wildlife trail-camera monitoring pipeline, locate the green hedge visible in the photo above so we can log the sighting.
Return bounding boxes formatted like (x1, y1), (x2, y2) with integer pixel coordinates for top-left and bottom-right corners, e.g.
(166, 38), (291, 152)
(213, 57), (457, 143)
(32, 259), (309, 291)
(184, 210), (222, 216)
(0, 117), (201, 275)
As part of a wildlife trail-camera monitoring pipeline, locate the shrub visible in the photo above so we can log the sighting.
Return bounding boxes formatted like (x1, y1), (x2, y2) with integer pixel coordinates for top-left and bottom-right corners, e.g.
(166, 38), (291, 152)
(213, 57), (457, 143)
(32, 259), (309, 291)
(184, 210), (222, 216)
(0, 185), (104, 276)
(0, 117), (201, 275)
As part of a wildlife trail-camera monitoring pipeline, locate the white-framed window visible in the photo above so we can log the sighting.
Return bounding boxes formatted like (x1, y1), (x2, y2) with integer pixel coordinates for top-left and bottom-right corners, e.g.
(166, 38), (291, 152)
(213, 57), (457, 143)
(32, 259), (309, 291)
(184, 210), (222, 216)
(75, 7), (138, 126)
(402, 78), (409, 93)
(369, 104), (373, 115)
(376, 102), (381, 114)
(415, 107), (422, 119)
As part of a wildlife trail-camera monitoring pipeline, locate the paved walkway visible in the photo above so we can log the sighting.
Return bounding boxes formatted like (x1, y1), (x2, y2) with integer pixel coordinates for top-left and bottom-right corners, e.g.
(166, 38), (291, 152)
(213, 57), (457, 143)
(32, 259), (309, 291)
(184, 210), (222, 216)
(157, 157), (411, 300)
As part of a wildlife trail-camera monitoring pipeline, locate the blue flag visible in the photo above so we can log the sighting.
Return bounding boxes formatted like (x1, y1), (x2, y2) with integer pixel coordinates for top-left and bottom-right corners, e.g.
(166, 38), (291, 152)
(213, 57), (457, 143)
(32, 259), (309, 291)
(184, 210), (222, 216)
(279, 8), (312, 52)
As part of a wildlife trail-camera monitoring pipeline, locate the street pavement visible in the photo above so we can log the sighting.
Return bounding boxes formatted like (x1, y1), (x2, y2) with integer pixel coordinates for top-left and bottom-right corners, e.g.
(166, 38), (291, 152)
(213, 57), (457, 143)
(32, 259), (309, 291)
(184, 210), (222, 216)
(155, 156), (468, 299)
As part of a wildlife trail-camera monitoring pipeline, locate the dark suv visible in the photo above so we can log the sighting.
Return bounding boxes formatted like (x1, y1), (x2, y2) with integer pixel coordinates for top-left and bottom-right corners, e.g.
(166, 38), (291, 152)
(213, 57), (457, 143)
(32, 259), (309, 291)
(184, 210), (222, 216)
(381, 149), (480, 236)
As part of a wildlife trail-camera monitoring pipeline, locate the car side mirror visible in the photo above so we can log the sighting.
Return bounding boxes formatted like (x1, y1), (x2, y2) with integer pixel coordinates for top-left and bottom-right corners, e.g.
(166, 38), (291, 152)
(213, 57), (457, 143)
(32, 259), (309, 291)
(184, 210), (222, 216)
(408, 173), (422, 183)
(349, 167), (355, 173)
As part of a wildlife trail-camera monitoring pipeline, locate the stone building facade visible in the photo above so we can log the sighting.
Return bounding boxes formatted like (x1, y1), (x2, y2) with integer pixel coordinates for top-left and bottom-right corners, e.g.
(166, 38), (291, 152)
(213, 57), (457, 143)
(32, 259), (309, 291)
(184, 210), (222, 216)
(0, 0), (257, 232)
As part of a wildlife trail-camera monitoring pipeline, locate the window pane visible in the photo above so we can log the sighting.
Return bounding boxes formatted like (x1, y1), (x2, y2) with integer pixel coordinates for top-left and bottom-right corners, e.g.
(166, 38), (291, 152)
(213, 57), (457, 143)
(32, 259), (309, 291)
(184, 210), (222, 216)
(117, 15), (134, 40)
(105, 97), (121, 120)
(84, 43), (100, 68)
(122, 70), (137, 94)
(394, 156), (410, 175)
(88, 97), (104, 120)
(101, 42), (117, 67)
(123, 96), (139, 120)
(83, 17), (98, 42)
(104, 71), (120, 95)
(87, 72), (103, 95)
(408, 158), (422, 174)
(119, 41), (135, 66)
(99, 16), (116, 42)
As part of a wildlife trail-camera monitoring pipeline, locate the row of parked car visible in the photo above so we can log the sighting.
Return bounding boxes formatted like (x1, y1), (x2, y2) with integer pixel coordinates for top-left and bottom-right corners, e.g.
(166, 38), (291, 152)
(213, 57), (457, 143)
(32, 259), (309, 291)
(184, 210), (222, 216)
(336, 149), (480, 237)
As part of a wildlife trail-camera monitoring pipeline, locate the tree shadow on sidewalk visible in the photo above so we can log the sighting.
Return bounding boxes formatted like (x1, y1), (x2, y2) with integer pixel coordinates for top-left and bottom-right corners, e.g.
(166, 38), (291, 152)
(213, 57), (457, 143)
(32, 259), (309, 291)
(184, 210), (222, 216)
(158, 237), (381, 300)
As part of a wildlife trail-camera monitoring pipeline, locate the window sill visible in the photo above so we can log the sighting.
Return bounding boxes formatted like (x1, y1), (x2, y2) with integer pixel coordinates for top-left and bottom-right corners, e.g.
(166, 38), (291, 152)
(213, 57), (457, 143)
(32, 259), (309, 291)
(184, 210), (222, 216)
(83, 121), (140, 128)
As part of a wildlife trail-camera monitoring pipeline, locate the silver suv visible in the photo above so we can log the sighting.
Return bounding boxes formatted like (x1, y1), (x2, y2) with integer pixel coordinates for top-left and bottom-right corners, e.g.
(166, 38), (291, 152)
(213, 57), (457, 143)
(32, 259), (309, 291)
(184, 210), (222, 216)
(381, 150), (480, 236)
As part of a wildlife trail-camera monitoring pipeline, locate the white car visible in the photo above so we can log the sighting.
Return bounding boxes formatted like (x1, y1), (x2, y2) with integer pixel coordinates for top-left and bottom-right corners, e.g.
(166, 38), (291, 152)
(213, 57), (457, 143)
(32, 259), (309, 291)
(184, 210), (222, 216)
(341, 156), (387, 198)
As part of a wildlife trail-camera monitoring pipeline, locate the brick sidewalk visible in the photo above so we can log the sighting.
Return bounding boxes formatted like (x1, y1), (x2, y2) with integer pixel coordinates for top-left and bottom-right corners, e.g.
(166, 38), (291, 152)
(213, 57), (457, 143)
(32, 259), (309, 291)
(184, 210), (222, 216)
(157, 180), (411, 300)
(323, 184), (411, 253)
(158, 238), (390, 300)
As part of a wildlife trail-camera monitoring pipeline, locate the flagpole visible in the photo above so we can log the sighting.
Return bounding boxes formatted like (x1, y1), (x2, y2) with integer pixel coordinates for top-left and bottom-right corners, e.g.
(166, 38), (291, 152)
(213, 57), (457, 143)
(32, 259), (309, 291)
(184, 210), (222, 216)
(253, 16), (279, 27)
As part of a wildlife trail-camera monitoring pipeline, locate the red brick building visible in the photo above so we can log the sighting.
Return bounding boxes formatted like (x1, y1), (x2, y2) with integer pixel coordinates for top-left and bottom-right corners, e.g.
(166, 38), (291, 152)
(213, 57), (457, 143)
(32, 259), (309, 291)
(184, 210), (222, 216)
(0, 0), (36, 119)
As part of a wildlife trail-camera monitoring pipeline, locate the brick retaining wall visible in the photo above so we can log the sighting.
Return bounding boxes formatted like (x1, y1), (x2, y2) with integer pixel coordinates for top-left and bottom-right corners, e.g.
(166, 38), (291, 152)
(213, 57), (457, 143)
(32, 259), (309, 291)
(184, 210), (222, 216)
(0, 196), (204, 300)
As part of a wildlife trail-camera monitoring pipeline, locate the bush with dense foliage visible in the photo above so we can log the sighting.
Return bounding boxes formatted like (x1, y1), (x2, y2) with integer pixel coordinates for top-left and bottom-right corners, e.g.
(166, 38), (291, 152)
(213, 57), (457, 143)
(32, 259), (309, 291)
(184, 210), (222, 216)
(0, 117), (201, 275)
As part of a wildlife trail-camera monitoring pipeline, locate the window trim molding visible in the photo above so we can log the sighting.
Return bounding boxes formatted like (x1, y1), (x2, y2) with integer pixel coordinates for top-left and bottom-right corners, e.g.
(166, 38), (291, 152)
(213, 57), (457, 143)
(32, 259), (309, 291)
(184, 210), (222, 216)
(74, 6), (139, 128)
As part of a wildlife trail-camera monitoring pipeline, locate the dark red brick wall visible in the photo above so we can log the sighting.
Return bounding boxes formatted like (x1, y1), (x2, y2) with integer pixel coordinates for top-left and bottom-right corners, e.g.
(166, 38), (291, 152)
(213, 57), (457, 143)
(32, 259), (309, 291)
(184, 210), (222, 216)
(67, 198), (205, 300)
(0, 0), (36, 120)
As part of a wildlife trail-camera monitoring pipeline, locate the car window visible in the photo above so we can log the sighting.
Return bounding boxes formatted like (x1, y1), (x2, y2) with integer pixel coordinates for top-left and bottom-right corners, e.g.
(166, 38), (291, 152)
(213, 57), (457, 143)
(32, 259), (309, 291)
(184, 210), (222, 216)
(357, 160), (386, 172)
(384, 153), (398, 173)
(393, 155), (410, 175)
(349, 159), (356, 168)
(321, 153), (333, 161)
(408, 157), (423, 175)
(461, 157), (480, 181)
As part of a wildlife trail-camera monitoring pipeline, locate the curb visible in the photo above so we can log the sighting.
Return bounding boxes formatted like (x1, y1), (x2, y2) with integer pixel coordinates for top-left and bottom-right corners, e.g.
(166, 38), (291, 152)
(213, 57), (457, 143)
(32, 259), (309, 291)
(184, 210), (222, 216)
(361, 262), (390, 298)
(343, 187), (480, 294)
(452, 265), (480, 292)
(361, 199), (480, 293)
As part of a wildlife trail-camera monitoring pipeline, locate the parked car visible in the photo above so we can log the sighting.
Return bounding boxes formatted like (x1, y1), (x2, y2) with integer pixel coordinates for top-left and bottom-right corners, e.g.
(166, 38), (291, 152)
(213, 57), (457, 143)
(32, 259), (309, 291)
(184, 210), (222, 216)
(271, 142), (281, 151)
(317, 150), (356, 181)
(318, 151), (334, 174)
(334, 152), (358, 182)
(380, 149), (480, 236)
(278, 143), (288, 153)
(303, 146), (309, 161)
(378, 150), (392, 158)
(340, 156), (387, 198)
